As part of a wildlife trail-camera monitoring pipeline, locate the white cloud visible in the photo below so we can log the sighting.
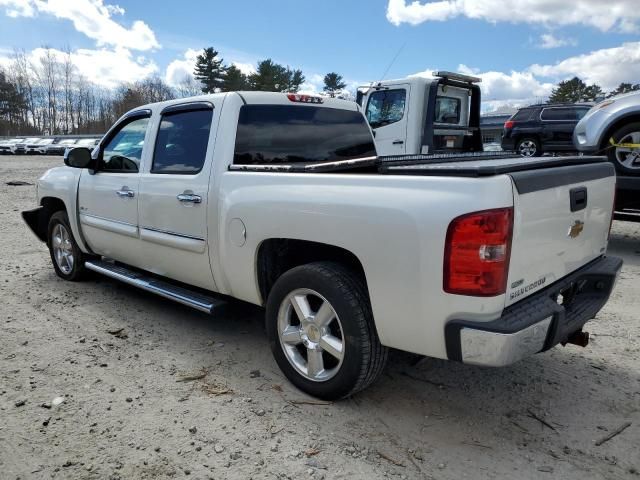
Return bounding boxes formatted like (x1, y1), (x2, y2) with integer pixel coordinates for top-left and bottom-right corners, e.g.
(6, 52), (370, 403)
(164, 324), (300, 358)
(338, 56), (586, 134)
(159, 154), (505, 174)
(164, 49), (257, 86)
(165, 48), (199, 85)
(529, 41), (640, 90)
(0, 0), (159, 50)
(386, 0), (640, 32)
(0, 46), (158, 88)
(538, 33), (577, 49)
(408, 40), (640, 111)
(0, 0), (34, 17)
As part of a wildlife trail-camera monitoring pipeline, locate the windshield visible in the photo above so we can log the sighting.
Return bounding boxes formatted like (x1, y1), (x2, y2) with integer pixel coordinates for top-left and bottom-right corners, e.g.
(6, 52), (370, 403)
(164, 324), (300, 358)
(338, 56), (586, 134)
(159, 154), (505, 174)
(76, 139), (97, 146)
(59, 140), (77, 145)
(234, 105), (376, 165)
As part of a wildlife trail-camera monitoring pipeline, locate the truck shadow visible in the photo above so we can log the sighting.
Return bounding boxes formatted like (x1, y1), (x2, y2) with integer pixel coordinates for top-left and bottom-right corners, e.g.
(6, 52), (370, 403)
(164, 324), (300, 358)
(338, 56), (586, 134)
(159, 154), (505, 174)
(608, 221), (640, 267)
(78, 271), (637, 478)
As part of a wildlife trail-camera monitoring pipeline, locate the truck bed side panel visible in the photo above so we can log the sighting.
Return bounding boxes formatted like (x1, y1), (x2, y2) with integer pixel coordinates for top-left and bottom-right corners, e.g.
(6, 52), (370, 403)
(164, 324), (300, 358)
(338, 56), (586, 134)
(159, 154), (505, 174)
(216, 172), (514, 359)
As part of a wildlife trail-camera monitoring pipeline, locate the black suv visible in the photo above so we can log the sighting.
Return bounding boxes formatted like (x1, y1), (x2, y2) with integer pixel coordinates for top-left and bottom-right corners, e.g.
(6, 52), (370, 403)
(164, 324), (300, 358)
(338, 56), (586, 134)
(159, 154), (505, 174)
(501, 103), (592, 157)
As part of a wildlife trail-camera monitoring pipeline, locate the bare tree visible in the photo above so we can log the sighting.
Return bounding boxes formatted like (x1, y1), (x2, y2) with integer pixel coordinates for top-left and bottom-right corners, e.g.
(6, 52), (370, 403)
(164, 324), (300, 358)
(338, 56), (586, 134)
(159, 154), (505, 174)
(175, 75), (202, 98)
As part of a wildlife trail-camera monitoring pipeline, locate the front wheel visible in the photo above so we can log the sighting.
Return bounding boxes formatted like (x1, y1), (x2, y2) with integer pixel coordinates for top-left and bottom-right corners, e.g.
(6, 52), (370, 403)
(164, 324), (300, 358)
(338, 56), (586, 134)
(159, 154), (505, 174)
(266, 262), (388, 400)
(47, 211), (87, 281)
(517, 137), (542, 157)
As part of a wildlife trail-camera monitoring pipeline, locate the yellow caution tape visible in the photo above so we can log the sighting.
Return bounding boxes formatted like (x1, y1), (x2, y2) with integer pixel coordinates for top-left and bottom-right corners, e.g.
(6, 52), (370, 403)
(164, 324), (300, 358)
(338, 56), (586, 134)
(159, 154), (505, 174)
(609, 137), (640, 148)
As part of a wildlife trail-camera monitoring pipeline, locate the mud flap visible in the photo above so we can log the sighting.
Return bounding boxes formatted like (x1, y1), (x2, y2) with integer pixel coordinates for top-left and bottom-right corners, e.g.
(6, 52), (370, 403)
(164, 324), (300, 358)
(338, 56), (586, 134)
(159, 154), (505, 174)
(22, 207), (47, 242)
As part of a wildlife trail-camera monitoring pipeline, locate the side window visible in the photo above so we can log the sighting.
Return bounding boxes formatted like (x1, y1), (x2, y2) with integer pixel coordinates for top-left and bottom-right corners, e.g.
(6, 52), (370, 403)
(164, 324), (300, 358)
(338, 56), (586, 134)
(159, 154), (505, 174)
(434, 96), (461, 124)
(512, 109), (533, 121)
(575, 108), (589, 120)
(365, 89), (406, 128)
(99, 116), (149, 173)
(152, 108), (213, 174)
(540, 108), (573, 121)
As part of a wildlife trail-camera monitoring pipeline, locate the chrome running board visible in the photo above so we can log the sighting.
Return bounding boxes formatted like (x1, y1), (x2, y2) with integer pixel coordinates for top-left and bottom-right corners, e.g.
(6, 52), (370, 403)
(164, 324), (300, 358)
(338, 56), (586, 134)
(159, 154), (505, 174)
(85, 259), (225, 314)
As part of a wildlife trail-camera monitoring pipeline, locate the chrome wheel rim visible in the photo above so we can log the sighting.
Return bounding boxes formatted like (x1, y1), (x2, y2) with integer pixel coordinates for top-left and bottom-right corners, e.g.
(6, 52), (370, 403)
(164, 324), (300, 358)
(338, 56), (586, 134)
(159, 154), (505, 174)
(518, 140), (537, 157)
(52, 223), (74, 275)
(277, 288), (345, 382)
(614, 131), (640, 170)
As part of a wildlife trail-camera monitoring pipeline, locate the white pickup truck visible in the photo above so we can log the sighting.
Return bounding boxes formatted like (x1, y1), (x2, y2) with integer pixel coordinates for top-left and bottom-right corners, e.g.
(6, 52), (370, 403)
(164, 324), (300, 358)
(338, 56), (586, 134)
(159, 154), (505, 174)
(23, 91), (621, 400)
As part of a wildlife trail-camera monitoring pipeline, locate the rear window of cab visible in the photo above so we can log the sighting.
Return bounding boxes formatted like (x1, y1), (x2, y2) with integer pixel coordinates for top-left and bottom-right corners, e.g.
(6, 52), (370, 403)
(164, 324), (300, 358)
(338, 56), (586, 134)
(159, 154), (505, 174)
(233, 105), (376, 165)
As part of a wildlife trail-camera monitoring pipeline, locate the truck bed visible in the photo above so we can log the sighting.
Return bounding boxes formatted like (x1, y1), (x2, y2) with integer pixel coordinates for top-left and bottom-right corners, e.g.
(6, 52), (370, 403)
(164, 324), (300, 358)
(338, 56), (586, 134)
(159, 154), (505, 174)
(228, 152), (608, 176)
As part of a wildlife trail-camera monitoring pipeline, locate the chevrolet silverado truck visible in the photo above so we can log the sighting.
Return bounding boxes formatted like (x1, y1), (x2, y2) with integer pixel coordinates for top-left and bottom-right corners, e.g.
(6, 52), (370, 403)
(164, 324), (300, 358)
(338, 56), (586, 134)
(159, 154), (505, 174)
(22, 91), (622, 400)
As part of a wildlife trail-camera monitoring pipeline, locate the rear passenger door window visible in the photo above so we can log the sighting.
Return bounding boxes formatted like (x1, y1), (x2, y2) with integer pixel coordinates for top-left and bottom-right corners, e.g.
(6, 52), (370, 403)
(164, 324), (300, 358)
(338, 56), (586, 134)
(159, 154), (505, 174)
(540, 107), (574, 121)
(152, 106), (213, 174)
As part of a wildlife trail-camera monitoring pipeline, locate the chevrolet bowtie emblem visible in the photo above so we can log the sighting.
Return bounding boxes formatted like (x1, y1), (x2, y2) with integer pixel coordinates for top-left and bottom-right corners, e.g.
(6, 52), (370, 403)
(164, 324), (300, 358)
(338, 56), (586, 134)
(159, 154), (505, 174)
(568, 220), (584, 238)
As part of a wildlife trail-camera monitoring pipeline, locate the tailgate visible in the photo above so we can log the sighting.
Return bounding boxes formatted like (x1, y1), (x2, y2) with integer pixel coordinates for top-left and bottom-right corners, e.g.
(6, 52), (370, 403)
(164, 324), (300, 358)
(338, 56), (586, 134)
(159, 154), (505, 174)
(505, 162), (616, 306)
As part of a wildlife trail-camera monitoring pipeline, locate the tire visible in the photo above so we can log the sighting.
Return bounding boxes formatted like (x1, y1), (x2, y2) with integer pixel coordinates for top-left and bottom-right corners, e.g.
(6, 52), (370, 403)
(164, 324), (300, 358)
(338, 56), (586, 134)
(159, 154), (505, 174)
(265, 262), (388, 400)
(516, 137), (542, 157)
(606, 122), (640, 175)
(47, 211), (87, 281)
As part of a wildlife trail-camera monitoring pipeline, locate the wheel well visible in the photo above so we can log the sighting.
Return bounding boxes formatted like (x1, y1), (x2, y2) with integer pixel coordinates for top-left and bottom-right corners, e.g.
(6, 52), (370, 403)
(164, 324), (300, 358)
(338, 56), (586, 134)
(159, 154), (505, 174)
(39, 197), (67, 243)
(256, 239), (367, 303)
(599, 114), (640, 151)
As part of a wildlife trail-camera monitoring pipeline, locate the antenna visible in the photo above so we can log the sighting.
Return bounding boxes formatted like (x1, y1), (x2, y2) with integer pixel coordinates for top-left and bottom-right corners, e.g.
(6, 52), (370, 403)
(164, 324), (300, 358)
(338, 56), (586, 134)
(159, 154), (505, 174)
(377, 42), (406, 84)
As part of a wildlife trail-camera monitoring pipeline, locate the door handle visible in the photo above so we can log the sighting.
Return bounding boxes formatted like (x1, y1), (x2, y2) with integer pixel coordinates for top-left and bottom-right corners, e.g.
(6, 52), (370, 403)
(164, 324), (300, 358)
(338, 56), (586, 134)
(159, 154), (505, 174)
(177, 193), (202, 204)
(392, 140), (404, 145)
(116, 187), (135, 198)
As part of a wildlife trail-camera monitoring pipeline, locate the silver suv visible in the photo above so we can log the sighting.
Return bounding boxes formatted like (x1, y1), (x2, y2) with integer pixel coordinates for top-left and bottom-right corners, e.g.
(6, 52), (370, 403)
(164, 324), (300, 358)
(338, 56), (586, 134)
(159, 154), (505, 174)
(574, 90), (640, 175)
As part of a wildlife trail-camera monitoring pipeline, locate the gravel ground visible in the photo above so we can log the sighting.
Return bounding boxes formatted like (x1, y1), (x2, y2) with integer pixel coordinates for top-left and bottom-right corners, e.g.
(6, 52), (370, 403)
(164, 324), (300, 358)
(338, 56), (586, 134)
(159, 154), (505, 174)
(1, 155), (639, 480)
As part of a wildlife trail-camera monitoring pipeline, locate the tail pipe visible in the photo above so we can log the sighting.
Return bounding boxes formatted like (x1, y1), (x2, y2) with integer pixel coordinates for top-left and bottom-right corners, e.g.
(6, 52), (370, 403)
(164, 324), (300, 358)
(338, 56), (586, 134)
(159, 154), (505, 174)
(562, 330), (590, 348)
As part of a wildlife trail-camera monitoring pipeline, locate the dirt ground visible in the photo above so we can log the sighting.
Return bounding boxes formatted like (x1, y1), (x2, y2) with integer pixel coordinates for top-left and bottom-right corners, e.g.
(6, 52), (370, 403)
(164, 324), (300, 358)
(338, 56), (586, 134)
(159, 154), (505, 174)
(1, 155), (639, 480)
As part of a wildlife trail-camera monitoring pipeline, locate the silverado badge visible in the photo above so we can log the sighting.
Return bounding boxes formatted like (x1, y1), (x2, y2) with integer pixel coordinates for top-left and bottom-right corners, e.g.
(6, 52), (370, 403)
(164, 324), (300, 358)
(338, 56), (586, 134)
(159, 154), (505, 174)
(568, 220), (585, 238)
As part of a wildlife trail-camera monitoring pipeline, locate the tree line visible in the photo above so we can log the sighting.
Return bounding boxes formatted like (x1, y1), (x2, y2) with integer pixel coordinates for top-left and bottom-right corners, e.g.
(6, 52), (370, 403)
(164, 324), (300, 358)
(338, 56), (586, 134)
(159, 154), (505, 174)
(0, 46), (348, 136)
(547, 76), (639, 103)
(1, 45), (637, 136)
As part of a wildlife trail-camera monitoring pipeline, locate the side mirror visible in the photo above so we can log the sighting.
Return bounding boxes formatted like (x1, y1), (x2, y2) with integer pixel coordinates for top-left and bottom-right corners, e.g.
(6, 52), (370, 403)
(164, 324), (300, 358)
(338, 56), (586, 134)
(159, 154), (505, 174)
(64, 147), (93, 169)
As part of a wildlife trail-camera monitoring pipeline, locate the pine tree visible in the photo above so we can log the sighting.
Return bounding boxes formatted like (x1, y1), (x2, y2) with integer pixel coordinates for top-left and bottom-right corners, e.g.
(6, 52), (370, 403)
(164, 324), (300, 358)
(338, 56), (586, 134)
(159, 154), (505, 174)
(223, 65), (247, 91)
(607, 82), (640, 98)
(548, 77), (603, 103)
(193, 47), (226, 94)
(247, 59), (305, 92)
(323, 72), (347, 97)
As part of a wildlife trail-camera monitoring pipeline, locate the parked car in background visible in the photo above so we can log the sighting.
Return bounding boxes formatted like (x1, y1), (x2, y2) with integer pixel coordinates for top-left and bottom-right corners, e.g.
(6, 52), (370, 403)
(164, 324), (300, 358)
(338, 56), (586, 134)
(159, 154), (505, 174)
(26, 138), (55, 154)
(44, 138), (78, 155)
(0, 138), (25, 154)
(74, 138), (100, 149)
(574, 91), (640, 212)
(13, 137), (41, 154)
(501, 103), (592, 157)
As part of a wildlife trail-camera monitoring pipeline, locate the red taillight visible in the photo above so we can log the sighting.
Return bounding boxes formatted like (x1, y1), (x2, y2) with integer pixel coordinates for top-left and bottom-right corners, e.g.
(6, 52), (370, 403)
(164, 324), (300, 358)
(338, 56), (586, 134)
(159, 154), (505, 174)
(504, 120), (515, 129)
(444, 208), (514, 296)
(287, 94), (323, 104)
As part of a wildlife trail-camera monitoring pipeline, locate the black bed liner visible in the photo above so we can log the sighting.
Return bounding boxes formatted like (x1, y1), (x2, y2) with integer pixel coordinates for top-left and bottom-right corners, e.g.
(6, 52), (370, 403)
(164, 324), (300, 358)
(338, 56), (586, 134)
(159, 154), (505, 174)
(228, 152), (609, 177)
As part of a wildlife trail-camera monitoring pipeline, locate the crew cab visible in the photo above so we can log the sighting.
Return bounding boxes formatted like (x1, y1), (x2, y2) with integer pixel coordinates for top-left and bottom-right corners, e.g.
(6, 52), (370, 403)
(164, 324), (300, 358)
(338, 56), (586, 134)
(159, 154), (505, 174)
(357, 71), (483, 156)
(23, 92), (621, 400)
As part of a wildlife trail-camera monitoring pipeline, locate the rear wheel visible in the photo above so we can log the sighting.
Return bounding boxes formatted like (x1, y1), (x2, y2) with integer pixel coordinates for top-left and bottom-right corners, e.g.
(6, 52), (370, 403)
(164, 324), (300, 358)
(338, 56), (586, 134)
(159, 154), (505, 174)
(266, 262), (387, 400)
(47, 211), (87, 281)
(607, 122), (640, 175)
(516, 137), (541, 157)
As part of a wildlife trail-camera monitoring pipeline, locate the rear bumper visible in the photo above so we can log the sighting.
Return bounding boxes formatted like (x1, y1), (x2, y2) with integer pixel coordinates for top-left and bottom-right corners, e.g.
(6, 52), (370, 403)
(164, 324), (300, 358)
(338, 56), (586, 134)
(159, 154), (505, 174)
(445, 256), (622, 366)
(500, 136), (516, 151)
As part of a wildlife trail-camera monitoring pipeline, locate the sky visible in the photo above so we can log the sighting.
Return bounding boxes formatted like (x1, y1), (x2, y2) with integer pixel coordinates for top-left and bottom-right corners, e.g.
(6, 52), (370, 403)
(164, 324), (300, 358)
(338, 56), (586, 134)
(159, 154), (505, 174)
(0, 0), (639, 112)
